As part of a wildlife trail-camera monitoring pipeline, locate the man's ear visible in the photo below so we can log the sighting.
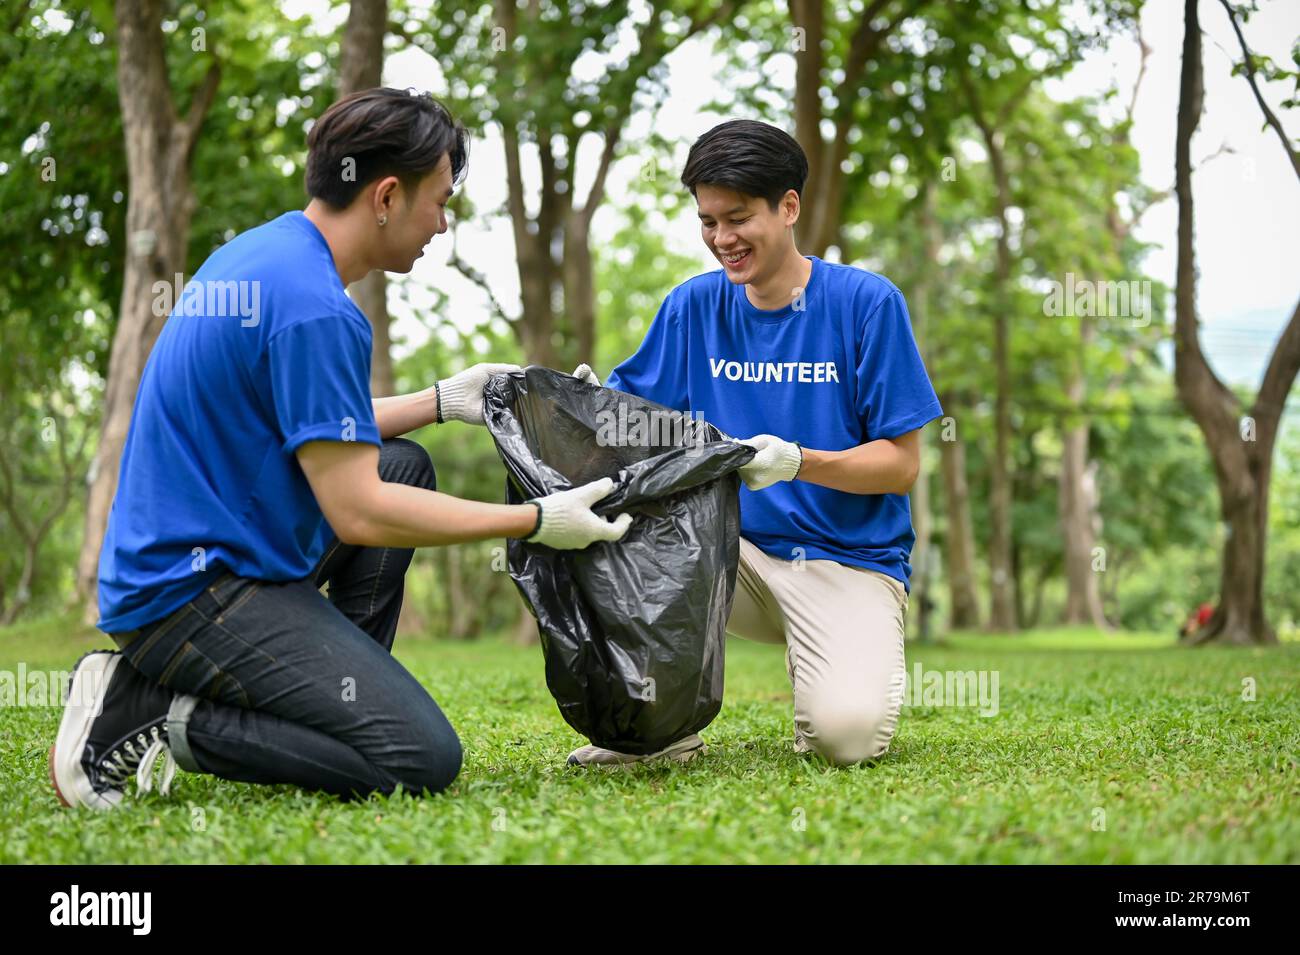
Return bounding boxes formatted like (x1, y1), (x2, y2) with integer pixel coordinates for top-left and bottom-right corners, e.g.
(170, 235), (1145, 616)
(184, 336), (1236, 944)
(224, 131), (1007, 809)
(783, 188), (801, 228)
(370, 175), (401, 220)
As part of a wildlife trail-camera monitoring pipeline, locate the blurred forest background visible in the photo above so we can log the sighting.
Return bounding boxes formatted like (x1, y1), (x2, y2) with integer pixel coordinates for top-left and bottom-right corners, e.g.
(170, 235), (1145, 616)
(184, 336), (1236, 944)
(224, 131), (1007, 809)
(2, 0), (1298, 646)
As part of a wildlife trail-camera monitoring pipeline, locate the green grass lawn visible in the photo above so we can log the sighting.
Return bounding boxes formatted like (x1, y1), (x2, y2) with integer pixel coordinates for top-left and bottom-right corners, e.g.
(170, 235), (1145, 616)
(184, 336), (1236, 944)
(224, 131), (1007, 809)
(2, 614), (1297, 863)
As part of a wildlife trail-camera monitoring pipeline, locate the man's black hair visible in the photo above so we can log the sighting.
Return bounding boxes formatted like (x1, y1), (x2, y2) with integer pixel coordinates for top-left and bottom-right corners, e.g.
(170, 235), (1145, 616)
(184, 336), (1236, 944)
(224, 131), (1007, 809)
(680, 119), (809, 210)
(305, 87), (469, 209)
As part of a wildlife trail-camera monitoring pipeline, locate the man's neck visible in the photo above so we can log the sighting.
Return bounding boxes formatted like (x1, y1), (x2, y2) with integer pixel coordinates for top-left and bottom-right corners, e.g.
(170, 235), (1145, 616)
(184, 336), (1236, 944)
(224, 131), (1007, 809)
(746, 250), (813, 311)
(303, 200), (371, 286)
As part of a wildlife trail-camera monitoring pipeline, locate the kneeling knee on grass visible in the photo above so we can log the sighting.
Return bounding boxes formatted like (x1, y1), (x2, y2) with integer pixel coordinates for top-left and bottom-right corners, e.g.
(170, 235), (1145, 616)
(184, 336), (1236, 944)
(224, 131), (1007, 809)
(804, 697), (897, 766)
(361, 703), (464, 800)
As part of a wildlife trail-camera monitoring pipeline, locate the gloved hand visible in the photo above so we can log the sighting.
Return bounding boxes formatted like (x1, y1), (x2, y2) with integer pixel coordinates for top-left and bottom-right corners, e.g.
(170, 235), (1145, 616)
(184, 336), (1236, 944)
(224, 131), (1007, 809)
(571, 363), (601, 386)
(736, 434), (803, 491)
(524, 477), (633, 549)
(436, 362), (522, 426)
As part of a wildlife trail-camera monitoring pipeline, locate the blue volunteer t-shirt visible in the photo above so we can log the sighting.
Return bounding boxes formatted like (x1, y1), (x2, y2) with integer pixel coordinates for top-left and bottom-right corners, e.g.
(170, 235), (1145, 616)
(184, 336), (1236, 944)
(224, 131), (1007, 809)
(605, 255), (942, 590)
(96, 211), (381, 633)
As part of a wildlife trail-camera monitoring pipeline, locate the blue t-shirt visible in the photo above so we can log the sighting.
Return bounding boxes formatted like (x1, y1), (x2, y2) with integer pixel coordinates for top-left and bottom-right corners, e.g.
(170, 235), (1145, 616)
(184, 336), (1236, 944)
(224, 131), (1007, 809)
(96, 211), (381, 633)
(605, 256), (942, 590)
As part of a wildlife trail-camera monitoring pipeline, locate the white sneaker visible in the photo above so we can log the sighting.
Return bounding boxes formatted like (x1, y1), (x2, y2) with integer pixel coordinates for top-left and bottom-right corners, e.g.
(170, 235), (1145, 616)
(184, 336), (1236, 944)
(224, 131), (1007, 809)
(567, 733), (706, 767)
(49, 651), (179, 810)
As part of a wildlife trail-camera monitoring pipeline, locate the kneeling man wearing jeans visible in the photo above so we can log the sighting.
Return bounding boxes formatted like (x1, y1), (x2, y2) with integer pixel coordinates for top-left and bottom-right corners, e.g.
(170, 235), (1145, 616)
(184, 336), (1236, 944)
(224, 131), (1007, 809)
(50, 89), (632, 810)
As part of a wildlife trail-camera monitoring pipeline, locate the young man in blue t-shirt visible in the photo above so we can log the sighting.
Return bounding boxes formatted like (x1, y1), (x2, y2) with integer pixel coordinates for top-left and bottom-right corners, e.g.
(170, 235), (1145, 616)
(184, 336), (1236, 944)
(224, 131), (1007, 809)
(50, 89), (632, 810)
(570, 119), (943, 767)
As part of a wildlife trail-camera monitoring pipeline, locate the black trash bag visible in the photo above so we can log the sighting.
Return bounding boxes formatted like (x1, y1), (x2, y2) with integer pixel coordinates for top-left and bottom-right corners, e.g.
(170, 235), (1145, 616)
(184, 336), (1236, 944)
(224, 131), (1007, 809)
(482, 366), (755, 754)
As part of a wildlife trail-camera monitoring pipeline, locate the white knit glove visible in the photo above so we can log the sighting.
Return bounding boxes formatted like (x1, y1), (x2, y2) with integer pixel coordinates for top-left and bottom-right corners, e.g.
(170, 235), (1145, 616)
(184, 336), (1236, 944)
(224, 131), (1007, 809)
(572, 363), (601, 386)
(523, 477), (633, 549)
(436, 362), (522, 426)
(736, 434), (803, 491)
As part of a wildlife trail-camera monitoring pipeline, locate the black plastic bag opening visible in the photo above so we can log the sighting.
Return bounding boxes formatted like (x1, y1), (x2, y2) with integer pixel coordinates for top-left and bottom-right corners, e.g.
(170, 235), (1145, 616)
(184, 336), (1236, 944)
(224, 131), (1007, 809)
(483, 366), (755, 754)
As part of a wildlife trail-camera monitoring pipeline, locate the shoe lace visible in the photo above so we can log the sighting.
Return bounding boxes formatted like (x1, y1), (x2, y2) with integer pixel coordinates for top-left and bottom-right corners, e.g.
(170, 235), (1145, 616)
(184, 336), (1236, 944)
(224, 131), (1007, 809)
(99, 724), (177, 797)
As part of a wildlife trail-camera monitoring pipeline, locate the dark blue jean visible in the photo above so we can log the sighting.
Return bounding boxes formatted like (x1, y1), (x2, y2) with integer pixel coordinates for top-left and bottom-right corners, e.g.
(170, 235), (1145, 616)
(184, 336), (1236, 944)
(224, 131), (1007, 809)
(110, 438), (462, 800)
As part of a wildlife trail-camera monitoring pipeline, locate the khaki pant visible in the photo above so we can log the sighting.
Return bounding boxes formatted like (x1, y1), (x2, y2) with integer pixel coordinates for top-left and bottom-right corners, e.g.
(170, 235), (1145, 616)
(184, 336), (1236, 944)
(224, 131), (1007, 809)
(727, 537), (908, 765)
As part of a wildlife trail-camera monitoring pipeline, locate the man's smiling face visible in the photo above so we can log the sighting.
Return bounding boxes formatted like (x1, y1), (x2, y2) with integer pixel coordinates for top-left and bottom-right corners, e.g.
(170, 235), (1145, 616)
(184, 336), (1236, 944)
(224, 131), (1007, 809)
(382, 152), (455, 273)
(695, 183), (798, 287)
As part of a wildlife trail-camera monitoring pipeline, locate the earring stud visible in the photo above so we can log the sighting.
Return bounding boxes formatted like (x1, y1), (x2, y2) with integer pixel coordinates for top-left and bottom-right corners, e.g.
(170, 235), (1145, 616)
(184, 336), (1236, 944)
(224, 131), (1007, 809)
(378, 215), (387, 226)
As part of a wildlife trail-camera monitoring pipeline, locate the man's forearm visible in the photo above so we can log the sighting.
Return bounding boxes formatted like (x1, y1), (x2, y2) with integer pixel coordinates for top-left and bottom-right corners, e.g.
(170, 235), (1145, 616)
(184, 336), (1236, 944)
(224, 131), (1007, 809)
(350, 480), (537, 547)
(372, 386), (440, 439)
(798, 438), (919, 495)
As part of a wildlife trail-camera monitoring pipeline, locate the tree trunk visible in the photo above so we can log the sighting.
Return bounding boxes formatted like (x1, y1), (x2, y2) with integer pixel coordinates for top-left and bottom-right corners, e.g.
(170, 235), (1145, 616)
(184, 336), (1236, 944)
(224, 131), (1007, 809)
(1058, 319), (1109, 627)
(791, 0), (926, 258)
(1101, 551), (1125, 623)
(339, 0), (395, 398)
(1173, 0), (1298, 645)
(563, 218), (597, 370)
(1024, 554), (1058, 630)
(500, 122), (560, 369)
(0, 427), (85, 625)
(352, 272), (394, 396)
(513, 605), (539, 646)
(74, 0), (220, 618)
(954, 64), (1020, 631)
(907, 185), (940, 641)
(937, 410), (981, 629)
(984, 130), (1018, 631)
(0, 540), (40, 626)
(1194, 457), (1273, 645)
(909, 447), (934, 641)
(447, 545), (478, 640)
